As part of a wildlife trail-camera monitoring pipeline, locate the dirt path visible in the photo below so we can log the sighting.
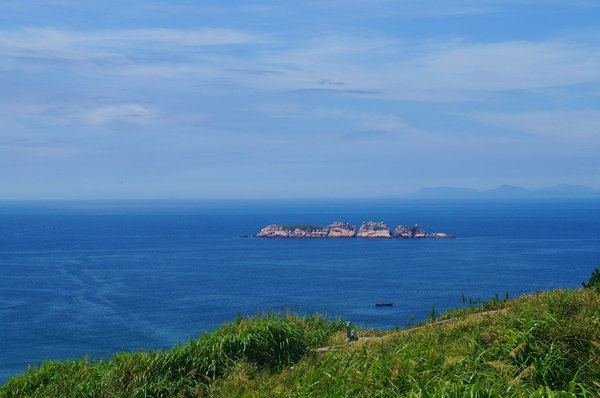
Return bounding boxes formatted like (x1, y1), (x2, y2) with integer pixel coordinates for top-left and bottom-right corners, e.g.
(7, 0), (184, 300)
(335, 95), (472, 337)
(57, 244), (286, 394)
(317, 309), (504, 356)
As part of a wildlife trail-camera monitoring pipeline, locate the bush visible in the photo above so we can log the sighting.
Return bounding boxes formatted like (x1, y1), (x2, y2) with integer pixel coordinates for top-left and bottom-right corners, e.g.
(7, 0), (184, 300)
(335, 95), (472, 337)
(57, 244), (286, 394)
(582, 268), (600, 291)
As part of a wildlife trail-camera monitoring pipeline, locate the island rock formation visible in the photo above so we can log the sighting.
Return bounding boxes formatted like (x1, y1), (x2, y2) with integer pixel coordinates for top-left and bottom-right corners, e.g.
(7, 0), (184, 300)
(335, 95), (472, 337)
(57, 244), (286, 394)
(395, 224), (456, 239)
(255, 221), (455, 239)
(326, 222), (357, 237)
(255, 222), (356, 238)
(394, 224), (426, 238)
(428, 232), (455, 238)
(357, 221), (392, 238)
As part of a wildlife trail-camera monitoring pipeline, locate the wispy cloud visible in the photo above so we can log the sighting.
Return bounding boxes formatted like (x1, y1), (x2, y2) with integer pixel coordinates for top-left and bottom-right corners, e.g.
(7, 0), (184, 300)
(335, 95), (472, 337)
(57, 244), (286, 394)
(225, 68), (283, 76)
(1, 0), (599, 198)
(308, 108), (430, 142)
(86, 104), (154, 125)
(3, 25), (600, 101)
(406, 40), (600, 91)
(291, 88), (380, 95)
(0, 100), (157, 130)
(0, 27), (261, 62)
(275, 37), (600, 98)
(468, 110), (600, 139)
(297, 0), (599, 19)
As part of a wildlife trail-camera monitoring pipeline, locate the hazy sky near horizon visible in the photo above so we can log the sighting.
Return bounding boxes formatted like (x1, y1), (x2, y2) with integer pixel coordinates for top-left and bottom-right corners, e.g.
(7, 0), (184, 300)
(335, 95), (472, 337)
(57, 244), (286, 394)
(2, 1), (600, 199)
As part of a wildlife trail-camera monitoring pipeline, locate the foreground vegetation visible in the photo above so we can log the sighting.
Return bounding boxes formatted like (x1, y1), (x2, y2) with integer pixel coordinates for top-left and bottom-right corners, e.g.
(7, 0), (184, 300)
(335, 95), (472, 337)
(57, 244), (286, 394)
(3, 287), (599, 397)
(1, 315), (345, 397)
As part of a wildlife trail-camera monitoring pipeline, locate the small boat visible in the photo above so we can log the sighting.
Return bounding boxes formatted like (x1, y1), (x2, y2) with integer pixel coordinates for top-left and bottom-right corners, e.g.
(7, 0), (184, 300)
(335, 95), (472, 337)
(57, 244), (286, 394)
(375, 302), (394, 307)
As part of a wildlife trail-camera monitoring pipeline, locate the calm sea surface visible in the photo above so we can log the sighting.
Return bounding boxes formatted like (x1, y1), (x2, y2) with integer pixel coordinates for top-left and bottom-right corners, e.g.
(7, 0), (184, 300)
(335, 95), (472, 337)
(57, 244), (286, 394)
(1, 199), (599, 382)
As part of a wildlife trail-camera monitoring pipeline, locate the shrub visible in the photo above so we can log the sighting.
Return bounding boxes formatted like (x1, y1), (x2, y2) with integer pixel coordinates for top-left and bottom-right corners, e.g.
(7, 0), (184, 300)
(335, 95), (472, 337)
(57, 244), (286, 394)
(582, 268), (600, 291)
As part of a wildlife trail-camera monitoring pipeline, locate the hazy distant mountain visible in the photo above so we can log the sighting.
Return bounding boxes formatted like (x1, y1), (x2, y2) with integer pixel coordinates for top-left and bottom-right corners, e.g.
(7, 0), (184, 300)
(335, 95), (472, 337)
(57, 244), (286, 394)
(535, 184), (598, 196)
(405, 184), (600, 199)
(482, 184), (533, 198)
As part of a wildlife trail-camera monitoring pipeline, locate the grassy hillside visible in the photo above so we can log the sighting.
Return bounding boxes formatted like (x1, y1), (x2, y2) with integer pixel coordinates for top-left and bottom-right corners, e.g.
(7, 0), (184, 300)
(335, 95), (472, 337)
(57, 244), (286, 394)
(2, 288), (599, 397)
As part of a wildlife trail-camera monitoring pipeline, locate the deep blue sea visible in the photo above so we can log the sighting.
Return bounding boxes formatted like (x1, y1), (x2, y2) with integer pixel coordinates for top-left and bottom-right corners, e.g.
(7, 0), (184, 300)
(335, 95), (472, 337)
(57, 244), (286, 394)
(1, 199), (599, 382)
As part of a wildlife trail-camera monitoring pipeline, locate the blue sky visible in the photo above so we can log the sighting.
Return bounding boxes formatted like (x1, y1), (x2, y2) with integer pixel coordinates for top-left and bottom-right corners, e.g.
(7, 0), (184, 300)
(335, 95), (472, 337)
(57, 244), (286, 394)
(2, 0), (600, 199)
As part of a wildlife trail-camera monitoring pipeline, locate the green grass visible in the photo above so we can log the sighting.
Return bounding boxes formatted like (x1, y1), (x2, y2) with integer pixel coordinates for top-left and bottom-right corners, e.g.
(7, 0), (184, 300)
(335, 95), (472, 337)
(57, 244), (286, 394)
(210, 288), (600, 397)
(2, 289), (599, 397)
(1, 313), (345, 397)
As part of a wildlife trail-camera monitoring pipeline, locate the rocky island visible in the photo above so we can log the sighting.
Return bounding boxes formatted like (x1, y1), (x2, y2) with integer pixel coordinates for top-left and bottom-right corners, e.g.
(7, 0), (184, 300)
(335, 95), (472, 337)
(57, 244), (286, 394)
(255, 221), (455, 239)
(255, 222), (356, 238)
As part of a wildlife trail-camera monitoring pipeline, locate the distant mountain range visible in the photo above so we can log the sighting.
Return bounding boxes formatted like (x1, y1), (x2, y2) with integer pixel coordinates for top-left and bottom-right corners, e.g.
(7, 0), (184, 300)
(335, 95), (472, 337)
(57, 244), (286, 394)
(404, 184), (600, 199)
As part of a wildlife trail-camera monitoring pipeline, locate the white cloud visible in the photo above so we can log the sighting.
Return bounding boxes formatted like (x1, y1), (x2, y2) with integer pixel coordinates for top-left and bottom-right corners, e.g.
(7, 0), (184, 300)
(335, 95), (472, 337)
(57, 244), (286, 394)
(289, 37), (598, 98)
(86, 104), (154, 125)
(3, 25), (600, 101)
(309, 107), (432, 141)
(405, 41), (600, 91)
(0, 100), (156, 127)
(0, 27), (261, 61)
(247, 36), (600, 100)
(297, 0), (599, 19)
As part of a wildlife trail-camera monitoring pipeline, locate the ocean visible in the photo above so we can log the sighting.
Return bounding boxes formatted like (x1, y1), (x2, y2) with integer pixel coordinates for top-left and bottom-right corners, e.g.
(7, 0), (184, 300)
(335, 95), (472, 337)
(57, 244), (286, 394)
(1, 199), (599, 382)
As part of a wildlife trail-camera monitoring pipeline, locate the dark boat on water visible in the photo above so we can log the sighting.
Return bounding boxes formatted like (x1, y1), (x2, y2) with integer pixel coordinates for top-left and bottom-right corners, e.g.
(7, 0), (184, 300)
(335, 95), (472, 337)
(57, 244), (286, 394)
(375, 302), (394, 307)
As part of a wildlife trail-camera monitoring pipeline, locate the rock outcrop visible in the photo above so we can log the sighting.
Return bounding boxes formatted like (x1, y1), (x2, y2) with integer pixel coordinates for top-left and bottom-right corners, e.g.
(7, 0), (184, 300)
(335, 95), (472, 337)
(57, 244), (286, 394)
(428, 232), (455, 238)
(357, 221), (392, 238)
(255, 222), (356, 238)
(394, 224), (426, 238)
(394, 224), (456, 239)
(326, 222), (357, 237)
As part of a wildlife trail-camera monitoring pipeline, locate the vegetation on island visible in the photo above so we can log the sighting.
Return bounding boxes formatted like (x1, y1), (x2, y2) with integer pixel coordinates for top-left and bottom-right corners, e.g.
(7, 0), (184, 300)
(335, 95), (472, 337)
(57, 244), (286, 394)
(372, 225), (388, 231)
(405, 224), (422, 234)
(279, 224), (324, 231)
(3, 271), (600, 397)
